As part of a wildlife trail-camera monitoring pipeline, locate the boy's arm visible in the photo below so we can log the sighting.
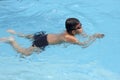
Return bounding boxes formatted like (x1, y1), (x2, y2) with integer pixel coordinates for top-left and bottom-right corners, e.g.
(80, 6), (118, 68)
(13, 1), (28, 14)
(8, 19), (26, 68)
(75, 35), (96, 48)
(76, 33), (104, 48)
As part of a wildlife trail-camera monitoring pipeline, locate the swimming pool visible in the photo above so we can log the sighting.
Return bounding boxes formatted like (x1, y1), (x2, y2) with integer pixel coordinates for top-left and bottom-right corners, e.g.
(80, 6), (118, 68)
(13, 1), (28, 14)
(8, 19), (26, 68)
(0, 0), (120, 80)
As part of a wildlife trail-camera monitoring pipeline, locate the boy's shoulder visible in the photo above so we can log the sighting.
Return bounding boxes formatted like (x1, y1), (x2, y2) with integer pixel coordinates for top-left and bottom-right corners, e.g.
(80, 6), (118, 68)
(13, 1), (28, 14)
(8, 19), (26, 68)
(65, 34), (78, 43)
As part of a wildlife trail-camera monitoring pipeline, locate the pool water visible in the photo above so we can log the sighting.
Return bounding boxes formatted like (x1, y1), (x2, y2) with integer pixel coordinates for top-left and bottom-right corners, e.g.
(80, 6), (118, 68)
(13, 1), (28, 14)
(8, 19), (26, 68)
(0, 0), (120, 80)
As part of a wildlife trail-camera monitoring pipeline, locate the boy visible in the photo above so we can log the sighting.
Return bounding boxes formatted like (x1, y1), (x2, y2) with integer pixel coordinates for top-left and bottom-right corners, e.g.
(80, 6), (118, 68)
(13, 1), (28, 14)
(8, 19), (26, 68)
(0, 18), (104, 56)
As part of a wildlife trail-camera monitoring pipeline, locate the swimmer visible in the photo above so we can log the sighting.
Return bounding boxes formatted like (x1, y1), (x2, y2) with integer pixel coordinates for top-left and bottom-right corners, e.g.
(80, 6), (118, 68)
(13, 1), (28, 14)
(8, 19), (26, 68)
(0, 18), (104, 56)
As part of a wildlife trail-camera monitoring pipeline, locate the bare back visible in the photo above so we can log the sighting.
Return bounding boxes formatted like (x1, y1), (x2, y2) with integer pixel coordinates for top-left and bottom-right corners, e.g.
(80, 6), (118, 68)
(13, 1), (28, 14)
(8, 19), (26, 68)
(47, 33), (65, 45)
(47, 31), (78, 45)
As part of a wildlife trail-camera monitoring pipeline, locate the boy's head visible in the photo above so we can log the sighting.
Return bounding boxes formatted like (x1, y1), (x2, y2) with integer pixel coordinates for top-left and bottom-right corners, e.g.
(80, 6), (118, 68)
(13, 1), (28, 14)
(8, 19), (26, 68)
(65, 18), (82, 35)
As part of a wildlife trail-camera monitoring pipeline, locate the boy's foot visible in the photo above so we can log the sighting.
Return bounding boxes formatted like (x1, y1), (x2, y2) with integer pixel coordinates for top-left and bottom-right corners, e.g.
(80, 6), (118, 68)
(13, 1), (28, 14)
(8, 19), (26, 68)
(7, 29), (16, 34)
(0, 36), (15, 43)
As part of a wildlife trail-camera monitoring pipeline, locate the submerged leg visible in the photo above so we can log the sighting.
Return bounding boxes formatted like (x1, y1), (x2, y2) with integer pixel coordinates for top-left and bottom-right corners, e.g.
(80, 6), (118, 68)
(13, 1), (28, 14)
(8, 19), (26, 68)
(0, 36), (37, 56)
(0, 37), (13, 42)
(7, 29), (34, 40)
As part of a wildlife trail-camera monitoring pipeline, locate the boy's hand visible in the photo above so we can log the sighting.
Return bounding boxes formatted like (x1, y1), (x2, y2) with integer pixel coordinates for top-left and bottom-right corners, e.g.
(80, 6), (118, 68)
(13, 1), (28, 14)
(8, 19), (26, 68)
(93, 33), (104, 38)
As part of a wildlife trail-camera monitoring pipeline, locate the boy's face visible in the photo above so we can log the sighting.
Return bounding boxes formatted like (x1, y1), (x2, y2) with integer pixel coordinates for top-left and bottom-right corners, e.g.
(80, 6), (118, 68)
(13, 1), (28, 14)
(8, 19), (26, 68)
(75, 23), (83, 34)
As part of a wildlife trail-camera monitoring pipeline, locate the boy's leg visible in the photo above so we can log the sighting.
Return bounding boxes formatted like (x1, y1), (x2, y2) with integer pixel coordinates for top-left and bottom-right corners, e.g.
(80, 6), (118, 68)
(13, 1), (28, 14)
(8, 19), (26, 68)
(7, 29), (34, 40)
(18, 34), (34, 40)
(0, 37), (36, 56)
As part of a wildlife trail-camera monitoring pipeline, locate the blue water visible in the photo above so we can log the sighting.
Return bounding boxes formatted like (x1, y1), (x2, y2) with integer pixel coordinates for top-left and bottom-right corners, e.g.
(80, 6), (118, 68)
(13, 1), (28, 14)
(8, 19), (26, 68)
(0, 0), (120, 80)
